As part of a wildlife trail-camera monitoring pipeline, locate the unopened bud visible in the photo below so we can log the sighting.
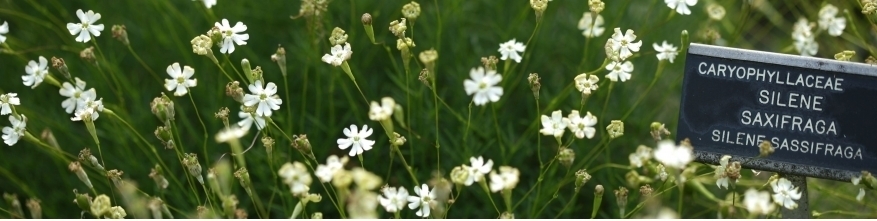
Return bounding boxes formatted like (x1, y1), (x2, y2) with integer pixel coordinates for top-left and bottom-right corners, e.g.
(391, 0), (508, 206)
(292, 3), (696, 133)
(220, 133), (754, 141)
(52, 57), (71, 80)
(262, 136), (275, 153)
(80, 46), (96, 63)
(241, 59), (253, 83)
(650, 122), (671, 141)
(73, 190), (92, 212)
(362, 13), (376, 43)
(528, 73), (541, 99)
(154, 126), (174, 149)
(558, 147), (575, 167)
(69, 162), (93, 189)
(272, 45), (288, 77)
(592, 185), (604, 218)
(402, 1), (421, 21)
(111, 25), (129, 45)
(481, 56), (498, 71)
(183, 153), (204, 184)
(26, 198), (41, 219)
(450, 166), (470, 185)
(150, 93), (175, 124)
(530, 0), (548, 20)
(91, 194), (111, 217)
(312, 212), (323, 219)
(293, 134), (316, 161)
(575, 169), (592, 191)
(149, 165), (169, 189)
(215, 107), (230, 128)
(639, 184), (653, 197)
(606, 120), (624, 138)
(707, 3), (726, 20)
(226, 81), (244, 103)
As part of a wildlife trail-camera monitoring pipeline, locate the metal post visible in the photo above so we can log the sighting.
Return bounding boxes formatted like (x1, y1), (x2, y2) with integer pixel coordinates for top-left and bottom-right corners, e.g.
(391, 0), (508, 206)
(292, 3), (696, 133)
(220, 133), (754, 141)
(780, 174), (810, 219)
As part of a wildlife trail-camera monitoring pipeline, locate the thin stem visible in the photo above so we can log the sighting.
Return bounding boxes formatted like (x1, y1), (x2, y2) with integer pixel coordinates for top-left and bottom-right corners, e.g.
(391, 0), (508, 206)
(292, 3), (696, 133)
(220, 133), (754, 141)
(392, 145), (420, 185)
(621, 61), (665, 120)
(106, 110), (185, 192)
(514, 157), (557, 211)
(206, 52), (234, 82)
(534, 168), (573, 217)
(125, 44), (162, 84)
(91, 40), (126, 106)
(479, 180), (502, 216)
(187, 93), (210, 165)
(491, 104), (506, 161)
(223, 54), (246, 83)
(555, 190), (581, 218)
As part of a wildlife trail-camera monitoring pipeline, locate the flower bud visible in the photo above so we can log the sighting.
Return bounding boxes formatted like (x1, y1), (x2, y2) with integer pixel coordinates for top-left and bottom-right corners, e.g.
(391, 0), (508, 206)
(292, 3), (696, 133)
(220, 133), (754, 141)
(329, 27), (348, 46)
(191, 35), (213, 55)
(197, 206), (216, 219)
(26, 198), (41, 219)
(79, 46), (96, 63)
(241, 59), (253, 83)
(78, 148), (105, 172)
(234, 167), (252, 190)
(51, 57), (71, 80)
(591, 185), (604, 218)
(655, 164), (668, 181)
(866, 56), (877, 65)
(558, 147), (575, 167)
(361, 13), (376, 44)
(530, 0), (548, 20)
(106, 169), (124, 190)
(639, 184), (653, 197)
(588, 0), (605, 14)
(235, 209), (248, 219)
(481, 56), (498, 71)
(69, 162), (93, 190)
(450, 165), (470, 185)
(614, 187), (629, 211)
(528, 73), (541, 99)
(150, 93), (175, 124)
(680, 30), (690, 51)
(272, 45), (288, 77)
(650, 122), (671, 141)
(90, 194), (111, 217)
(419, 49), (438, 65)
(292, 134), (316, 161)
(183, 153), (204, 184)
(863, 0), (877, 14)
(500, 212), (515, 219)
(361, 13), (372, 25)
(262, 136), (275, 153)
(392, 132), (407, 146)
(149, 165), (169, 189)
(402, 1), (421, 21)
(606, 120), (624, 139)
(575, 169), (592, 191)
(312, 212), (323, 219)
(73, 190), (92, 212)
(707, 4), (726, 20)
(41, 128), (60, 150)
(111, 25), (129, 45)
(107, 206), (127, 219)
(225, 81), (244, 103)
(215, 107), (230, 128)
(154, 126), (174, 149)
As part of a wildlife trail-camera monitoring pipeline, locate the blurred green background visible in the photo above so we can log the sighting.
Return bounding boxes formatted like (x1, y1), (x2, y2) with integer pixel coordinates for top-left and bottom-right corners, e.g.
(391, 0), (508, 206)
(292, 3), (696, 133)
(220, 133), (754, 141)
(0, 0), (874, 218)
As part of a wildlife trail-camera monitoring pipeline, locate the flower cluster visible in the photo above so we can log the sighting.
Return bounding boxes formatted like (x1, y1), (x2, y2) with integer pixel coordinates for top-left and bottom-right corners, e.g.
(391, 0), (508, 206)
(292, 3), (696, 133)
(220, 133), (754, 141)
(792, 18), (818, 56)
(59, 78), (105, 122)
(539, 110), (598, 141)
(604, 28), (642, 82)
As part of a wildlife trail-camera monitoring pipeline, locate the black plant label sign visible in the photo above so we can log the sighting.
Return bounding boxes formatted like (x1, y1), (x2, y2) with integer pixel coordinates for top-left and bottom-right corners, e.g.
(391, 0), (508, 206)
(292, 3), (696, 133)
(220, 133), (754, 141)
(677, 43), (877, 181)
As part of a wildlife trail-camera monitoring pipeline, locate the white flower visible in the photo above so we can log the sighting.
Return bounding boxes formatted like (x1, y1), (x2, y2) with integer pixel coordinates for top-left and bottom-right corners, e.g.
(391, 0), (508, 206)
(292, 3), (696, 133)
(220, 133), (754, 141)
(653, 140), (693, 169)
(818, 4), (846, 37)
(770, 178), (802, 209)
(214, 19), (249, 54)
(852, 175), (862, 185)
(0, 21), (7, 43)
(379, 186), (409, 213)
(857, 188), (866, 202)
(215, 125), (248, 143)
(605, 60), (633, 82)
(0, 93), (20, 116)
(578, 12), (605, 38)
(315, 155), (348, 183)
(752, 170), (762, 176)
(743, 188), (775, 215)
(653, 41), (679, 63)
(66, 9), (104, 43)
(656, 164), (668, 181)
(465, 156), (494, 186)
(164, 63), (198, 96)
(336, 124), (375, 157)
(406, 184), (436, 218)
(565, 110), (597, 139)
(59, 78), (89, 114)
(539, 110), (567, 138)
(714, 155), (731, 189)
(321, 43), (353, 66)
(23, 56), (49, 89)
(242, 80), (282, 117)
(237, 106), (266, 131)
(498, 39), (526, 63)
(664, 0), (697, 15)
(368, 97), (395, 121)
(628, 145), (653, 168)
(574, 74), (600, 95)
(196, 0), (217, 8)
(71, 94), (104, 122)
(278, 161), (312, 196)
(792, 18), (818, 57)
(489, 166), (520, 192)
(463, 67), (503, 106)
(2, 115), (26, 146)
(608, 28), (642, 60)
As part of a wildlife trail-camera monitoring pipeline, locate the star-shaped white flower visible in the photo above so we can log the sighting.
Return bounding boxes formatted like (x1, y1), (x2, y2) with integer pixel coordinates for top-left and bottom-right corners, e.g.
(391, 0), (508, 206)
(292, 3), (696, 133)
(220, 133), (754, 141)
(368, 97), (395, 121)
(0, 93), (20, 116)
(0, 21), (8, 44)
(628, 145), (653, 168)
(463, 67), (503, 106)
(817, 4), (846, 37)
(71, 93), (104, 122)
(540, 110), (567, 138)
(379, 186), (410, 213)
(578, 12), (605, 38)
(215, 125), (248, 143)
(195, 0), (217, 8)
(242, 80), (282, 117)
(714, 155), (732, 189)
(489, 166), (520, 192)
(214, 19), (249, 54)
(574, 74), (600, 95)
(23, 56), (49, 89)
(336, 124), (375, 157)
(665, 0), (698, 15)
(565, 110), (597, 139)
(743, 188), (775, 215)
(2, 114), (26, 146)
(608, 28), (642, 61)
(66, 9), (104, 43)
(59, 78), (92, 114)
(406, 184), (436, 218)
(278, 161), (312, 196)
(237, 106), (266, 131)
(653, 41), (679, 63)
(498, 39), (526, 63)
(465, 156), (494, 186)
(653, 140), (693, 169)
(605, 60), (633, 82)
(792, 18), (818, 57)
(315, 155), (348, 183)
(771, 178), (802, 209)
(164, 63), (198, 96)
(321, 43), (353, 66)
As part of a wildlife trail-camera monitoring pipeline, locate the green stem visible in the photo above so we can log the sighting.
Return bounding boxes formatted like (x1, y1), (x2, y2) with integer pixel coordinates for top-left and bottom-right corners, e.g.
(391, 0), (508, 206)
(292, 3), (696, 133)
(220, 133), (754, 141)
(392, 145), (420, 185)
(621, 61), (664, 121)
(491, 104), (506, 162)
(206, 51), (234, 82)
(187, 93), (210, 165)
(223, 54), (246, 83)
(125, 44), (162, 84)
(479, 180), (502, 216)
(91, 40), (126, 106)
(555, 189), (580, 219)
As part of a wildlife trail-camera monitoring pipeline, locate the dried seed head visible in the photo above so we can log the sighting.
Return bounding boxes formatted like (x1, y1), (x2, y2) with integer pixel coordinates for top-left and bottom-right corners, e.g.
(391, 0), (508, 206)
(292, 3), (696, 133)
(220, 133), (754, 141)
(361, 13), (373, 25)
(154, 126), (174, 149)
(615, 187), (629, 208)
(758, 140), (774, 157)
(866, 56), (877, 65)
(418, 69), (432, 88)
(650, 122), (671, 141)
(69, 162), (93, 189)
(106, 169), (124, 189)
(111, 25), (129, 45)
(80, 46), (96, 63)
(261, 136), (275, 153)
(215, 107), (230, 128)
(226, 81), (244, 103)
(575, 169), (592, 191)
(235, 208), (247, 219)
(528, 73), (541, 99)
(639, 184), (653, 197)
(51, 57), (71, 80)
(182, 153), (204, 184)
(392, 132), (407, 146)
(149, 165), (169, 189)
(234, 167), (252, 189)
(725, 161), (742, 181)
(26, 198), (41, 219)
(481, 56), (499, 71)
(150, 93), (175, 124)
(558, 147), (575, 167)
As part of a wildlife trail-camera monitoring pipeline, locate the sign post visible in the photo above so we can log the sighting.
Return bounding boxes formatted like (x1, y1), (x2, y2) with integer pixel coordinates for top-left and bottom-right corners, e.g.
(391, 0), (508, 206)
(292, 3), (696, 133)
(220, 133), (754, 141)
(677, 43), (877, 218)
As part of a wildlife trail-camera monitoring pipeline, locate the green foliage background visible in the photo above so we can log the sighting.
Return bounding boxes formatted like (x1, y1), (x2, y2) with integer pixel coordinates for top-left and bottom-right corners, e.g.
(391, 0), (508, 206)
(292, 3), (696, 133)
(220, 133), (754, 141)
(0, 0), (874, 218)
